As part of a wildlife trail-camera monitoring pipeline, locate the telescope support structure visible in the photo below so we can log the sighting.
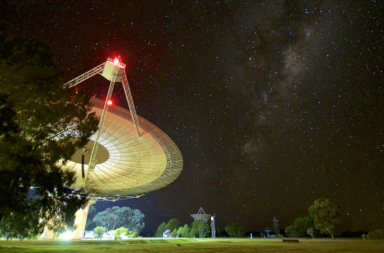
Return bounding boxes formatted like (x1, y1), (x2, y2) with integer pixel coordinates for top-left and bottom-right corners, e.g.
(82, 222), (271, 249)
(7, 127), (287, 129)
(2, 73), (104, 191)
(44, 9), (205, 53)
(62, 57), (141, 192)
(122, 74), (141, 137)
(64, 62), (106, 89)
(84, 70), (117, 190)
(211, 216), (216, 238)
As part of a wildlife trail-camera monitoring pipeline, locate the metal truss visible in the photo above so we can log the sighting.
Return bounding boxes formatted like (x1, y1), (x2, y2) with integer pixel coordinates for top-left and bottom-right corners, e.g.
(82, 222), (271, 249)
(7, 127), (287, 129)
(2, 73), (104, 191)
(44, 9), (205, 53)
(211, 216), (216, 238)
(97, 195), (142, 202)
(121, 72), (141, 137)
(83, 69), (117, 190)
(63, 62), (106, 88)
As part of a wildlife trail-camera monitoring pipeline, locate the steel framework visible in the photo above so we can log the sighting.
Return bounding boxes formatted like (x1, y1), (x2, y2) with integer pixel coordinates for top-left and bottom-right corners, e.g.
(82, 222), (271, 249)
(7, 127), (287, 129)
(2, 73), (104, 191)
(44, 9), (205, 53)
(63, 57), (141, 191)
(273, 217), (279, 236)
(64, 62), (106, 89)
(211, 216), (216, 238)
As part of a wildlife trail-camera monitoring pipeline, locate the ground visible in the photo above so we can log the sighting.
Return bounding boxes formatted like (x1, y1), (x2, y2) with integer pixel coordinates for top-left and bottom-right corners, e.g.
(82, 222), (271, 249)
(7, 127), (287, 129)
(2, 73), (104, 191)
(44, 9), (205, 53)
(0, 238), (383, 252)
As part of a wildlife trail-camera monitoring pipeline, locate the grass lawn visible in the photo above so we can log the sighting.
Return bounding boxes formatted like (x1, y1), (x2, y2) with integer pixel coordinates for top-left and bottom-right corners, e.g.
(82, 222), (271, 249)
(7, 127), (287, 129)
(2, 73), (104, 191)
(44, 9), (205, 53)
(1, 238), (384, 252)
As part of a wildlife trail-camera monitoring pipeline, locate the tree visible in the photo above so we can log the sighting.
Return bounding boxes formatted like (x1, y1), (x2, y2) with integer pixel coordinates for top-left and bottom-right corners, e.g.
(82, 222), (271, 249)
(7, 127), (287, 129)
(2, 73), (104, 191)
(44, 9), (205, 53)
(0, 2), (99, 237)
(189, 228), (196, 238)
(155, 222), (166, 237)
(177, 227), (184, 237)
(46, 206), (67, 240)
(166, 218), (180, 232)
(215, 226), (221, 237)
(92, 206), (145, 233)
(225, 222), (245, 237)
(93, 208), (118, 231)
(0, 61), (97, 237)
(126, 209), (145, 233)
(85, 205), (97, 230)
(0, 94), (18, 139)
(154, 218), (180, 238)
(171, 229), (177, 240)
(94, 226), (105, 240)
(284, 217), (314, 237)
(0, 210), (40, 240)
(182, 224), (190, 238)
(192, 220), (210, 238)
(308, 198), (339, 239)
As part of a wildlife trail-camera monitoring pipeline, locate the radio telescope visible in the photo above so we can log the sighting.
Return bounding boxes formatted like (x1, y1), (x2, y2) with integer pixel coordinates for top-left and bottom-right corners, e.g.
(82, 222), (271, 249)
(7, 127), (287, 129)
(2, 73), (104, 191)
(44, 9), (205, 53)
(190, 207), (216, 238)
(40, 57), (183, 240)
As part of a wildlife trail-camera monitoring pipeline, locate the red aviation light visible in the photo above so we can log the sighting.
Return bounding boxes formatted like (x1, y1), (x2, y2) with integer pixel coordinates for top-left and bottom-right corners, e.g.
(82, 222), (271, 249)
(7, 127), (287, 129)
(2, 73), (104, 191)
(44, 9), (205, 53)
(107, 100), (113, 106)
(107, 56), (126, 68)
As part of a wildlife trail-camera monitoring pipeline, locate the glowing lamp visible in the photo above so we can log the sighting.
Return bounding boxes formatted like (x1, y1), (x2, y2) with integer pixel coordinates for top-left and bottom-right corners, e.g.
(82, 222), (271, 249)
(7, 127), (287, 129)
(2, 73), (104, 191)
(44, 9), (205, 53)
(62, 230), (72, 240)
(107, 100), (112, 106)
(114, 58), (119, 65)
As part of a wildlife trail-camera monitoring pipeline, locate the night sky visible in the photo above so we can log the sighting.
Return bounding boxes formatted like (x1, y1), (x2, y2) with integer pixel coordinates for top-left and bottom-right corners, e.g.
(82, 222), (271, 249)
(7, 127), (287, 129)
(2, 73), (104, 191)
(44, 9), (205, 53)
(14, 0), (383, 233)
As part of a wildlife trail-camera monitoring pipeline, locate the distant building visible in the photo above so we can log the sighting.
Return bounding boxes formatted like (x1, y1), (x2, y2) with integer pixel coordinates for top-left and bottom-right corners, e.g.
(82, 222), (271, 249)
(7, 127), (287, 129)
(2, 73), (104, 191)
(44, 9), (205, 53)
(84, 231), (95, 239)
(163, 229), (171, 238)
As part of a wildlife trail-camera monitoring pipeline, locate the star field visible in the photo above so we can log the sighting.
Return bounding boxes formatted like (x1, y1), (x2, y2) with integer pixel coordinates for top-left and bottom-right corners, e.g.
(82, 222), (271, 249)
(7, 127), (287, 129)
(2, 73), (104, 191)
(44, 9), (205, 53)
(13, 0), (383, 233)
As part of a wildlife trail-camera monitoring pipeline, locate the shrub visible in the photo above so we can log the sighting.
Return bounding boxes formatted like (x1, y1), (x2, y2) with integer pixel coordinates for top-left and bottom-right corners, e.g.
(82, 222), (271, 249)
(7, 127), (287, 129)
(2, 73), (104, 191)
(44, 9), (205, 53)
(131, 231), (138, 238)
(367, 229), (384, 239)
(225, 222), (245, 237)
(285, 225), (297, 237)
(114, 227), (130, 239)
(278, 234), (284, 239)
(285, 217), (314, 238)
(362, 234), (367, 240)
(94, 227), (106, 240)
(123, 228), (132, 237)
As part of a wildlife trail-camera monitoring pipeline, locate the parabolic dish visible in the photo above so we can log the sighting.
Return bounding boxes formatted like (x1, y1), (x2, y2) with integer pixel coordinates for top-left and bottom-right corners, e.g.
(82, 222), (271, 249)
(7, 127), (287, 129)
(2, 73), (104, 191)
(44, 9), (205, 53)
(62, 97), (183, 197)
(190, 214), (212, 222)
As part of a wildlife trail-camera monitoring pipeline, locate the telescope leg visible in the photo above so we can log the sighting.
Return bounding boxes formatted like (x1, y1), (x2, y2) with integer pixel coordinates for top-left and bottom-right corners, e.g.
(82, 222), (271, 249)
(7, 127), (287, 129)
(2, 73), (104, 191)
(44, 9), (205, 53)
(121, 71), (141, 137)
(83, 71), (117, 190)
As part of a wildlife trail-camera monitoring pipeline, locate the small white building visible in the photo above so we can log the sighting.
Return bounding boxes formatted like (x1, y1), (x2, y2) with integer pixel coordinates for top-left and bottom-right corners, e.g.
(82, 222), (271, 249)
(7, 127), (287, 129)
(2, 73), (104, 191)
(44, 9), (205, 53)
(163, 229), (171, 238)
